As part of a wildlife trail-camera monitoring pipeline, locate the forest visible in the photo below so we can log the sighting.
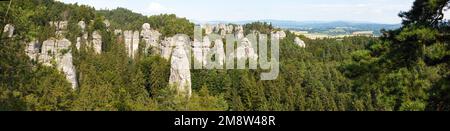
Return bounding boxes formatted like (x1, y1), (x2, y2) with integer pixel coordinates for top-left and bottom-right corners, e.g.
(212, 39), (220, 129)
(0, 0), (449, 111)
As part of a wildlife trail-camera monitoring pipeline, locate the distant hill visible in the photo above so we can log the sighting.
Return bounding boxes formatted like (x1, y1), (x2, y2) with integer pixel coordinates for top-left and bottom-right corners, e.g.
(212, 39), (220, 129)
(198, 20), (401, 36)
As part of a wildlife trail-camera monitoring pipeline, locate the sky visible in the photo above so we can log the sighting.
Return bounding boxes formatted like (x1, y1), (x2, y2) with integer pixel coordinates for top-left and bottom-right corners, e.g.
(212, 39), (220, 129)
(57, 0), (450, 24)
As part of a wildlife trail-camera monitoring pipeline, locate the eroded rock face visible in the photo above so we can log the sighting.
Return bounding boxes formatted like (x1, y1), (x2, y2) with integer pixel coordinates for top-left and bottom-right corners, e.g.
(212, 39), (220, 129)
(141, 23), (161, 54)
(226, 25), (234, 34)
(192, 38), (204, 64)
(26, 40), (39, 61)
(236, 37), (258, 61)
(55, 39), (78, 89)
(39, 38), (78, 89)
(41, 39), (58, 66)
(277, 31), (286, 39)
(78, 21), (86, 32)
(92, 31), (102, 54)
(235, 25), (244, 39)
(211, 38), (225, 66)
(114, 29), (122, 35)
(50, 21), (68, 37)
(123, 30), (140, 58)
(169, 35), (192, 97)
(49, 21), (68, 30)
(203, 24), (213, 35)
(103, 20), (111, 28)
(161, 37), (175, 60)
(295, 37), (306, 48)
(132, 31), (140, 57)
(3, 24), (14, 37)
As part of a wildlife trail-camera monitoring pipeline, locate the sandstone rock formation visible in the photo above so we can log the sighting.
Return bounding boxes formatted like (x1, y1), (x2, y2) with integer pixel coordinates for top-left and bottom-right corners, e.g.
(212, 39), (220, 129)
(49, 21), (68, 37)
(235, 25), (244, 39)
(39, 38), (78, 89)
(192, 38), (204, 64)
(295, 37), (306, 48)
(76, 21), (88, 50)
(3, 24), (14, 37)
(203, 24), (213, 35)
(211, 38), (225, 66)
(26, 40), (39, 61)
(114, 29), (122, 35)
(236, 37), (258, 61)
(161, 37), (174, 60)
(92, 31), (102, 54)
(123, 30), (140, 58)
(103, 19), (111, 28)
(169, 35), (192, 97)
(78, 21), (86, 32)
(141, 23), (161, 54)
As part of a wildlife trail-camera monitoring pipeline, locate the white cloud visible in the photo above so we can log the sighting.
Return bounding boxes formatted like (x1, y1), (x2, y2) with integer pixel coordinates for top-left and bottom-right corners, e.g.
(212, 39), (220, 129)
(147, 2), (170, 14)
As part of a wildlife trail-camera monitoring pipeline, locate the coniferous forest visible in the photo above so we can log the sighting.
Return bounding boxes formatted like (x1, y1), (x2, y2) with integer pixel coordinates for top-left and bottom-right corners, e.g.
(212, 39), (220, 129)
(0, 0), (449, 111)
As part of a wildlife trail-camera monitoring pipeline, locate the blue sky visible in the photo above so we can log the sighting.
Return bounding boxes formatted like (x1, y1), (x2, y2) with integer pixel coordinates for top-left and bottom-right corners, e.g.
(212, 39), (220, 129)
(57, 0), (449, 24)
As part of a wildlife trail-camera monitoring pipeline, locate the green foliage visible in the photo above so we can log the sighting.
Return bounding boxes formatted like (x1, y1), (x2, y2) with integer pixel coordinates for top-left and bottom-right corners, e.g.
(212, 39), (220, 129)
(148, 14), (195, 38)
(244, 21), (274, 35)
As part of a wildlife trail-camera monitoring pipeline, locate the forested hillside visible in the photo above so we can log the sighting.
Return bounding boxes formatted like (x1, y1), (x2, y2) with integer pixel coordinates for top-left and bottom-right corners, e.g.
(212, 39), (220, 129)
(0, 0), (448, 111)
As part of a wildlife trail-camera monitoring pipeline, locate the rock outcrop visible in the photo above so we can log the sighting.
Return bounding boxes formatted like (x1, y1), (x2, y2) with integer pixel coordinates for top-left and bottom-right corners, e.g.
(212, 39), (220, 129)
(91, 31), (102, 54)
(26, 40), (39, 61)
(235, 25), (244, 39)
(272, 31), (286, 40)
(141, 23), (161, 54)
(203, 24), (213, 35)
(78, 21), (86, 32)
(169, 35), (192, 97)
(294, 37), (306, 48)
(236, 37), (258, 61)
(76, 21), (87, 50)
(3, 24), (14, 37)
(39, 38), (78, 89)
(123, 30), (140, 58)
(49, 21), (68, 37)
(161, 37), (174, 60)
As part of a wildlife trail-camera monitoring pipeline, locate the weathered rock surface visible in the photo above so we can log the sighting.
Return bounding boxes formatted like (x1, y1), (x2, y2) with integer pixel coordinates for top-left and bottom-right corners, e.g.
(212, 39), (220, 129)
(203, 24), (213, 35)
(160, 37), (172, 60)
(3, 24), (14, 37)
(92, 31), (102, 54)
(236, 37), (258, 61)
(123, 30), (140, 58)
(235, 25), (244, 39)
(39, 38), (78, 89)
(50, 21), (68, 37)
(169, 35), (192, 97)
(295, 37), (306, 48)
(78, 21), (86, 32)
(26, 40), (39, 61)
(271, 30), (286, 40)
(141, 23), (161, 54)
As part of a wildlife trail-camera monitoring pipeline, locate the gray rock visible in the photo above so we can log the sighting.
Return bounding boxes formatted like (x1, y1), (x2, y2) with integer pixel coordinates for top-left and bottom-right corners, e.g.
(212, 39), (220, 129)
(78, 21), (86, 32)
(203, 24), (213, 35)
(235, 25), (244, 39)
(169, 35), (192, 97)
(26, 40), (39, 61)
(114, 29), (122, 35)
(161, 37), (174, 60)
(103, 20), (110, 28)
(141, 23), (161, 54)
(92, 31), (102, 54)
(132, 31), (140, 58)
(3, 24), (14, 37)
(236, 38), (258, 61)
(39, 38), (78, 89)
(294, 37), (306, 48)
